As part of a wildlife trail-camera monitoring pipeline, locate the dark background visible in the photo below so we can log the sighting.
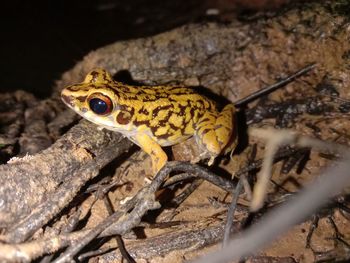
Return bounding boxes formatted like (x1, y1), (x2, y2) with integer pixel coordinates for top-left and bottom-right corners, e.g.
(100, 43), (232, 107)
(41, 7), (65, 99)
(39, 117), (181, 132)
(0, 0), (289, 98)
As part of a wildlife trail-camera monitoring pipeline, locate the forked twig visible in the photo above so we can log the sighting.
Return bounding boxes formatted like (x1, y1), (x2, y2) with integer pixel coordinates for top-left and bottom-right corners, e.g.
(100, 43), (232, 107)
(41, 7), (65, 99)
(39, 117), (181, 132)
(0, 162), (236, 262)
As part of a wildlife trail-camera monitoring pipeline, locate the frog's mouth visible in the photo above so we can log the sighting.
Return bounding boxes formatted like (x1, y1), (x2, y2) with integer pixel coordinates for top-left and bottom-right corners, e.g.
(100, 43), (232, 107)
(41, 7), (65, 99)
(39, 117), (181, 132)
(61, 94), (75, 108)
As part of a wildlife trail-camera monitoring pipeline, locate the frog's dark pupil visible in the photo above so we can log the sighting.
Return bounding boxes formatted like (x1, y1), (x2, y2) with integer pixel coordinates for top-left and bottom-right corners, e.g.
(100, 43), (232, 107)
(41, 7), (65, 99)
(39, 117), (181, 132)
(89, 98), (108, 114)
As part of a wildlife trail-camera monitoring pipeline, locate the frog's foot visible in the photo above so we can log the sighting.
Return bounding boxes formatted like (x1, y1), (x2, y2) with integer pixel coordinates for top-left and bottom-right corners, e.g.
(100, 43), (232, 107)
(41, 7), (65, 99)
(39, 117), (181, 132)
(194, 104), (238, 165)
(135, 133), (168, 176)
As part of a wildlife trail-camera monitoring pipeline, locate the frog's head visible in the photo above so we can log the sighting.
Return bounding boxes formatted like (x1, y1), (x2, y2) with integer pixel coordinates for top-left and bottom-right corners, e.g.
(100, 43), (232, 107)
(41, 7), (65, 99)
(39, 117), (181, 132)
(61, 68), (131, 130)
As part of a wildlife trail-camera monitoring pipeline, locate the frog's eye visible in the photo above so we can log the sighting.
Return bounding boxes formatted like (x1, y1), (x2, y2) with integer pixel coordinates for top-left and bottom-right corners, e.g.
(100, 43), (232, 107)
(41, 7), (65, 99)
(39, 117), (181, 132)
(88, 93), (113, 115)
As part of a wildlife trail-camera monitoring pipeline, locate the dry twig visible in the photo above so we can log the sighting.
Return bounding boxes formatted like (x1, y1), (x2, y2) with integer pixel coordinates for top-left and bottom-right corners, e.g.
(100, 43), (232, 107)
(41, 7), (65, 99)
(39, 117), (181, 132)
(0, 162), (237, 262)
(250, 127), (349, 211)
(194, 129), (350, 263)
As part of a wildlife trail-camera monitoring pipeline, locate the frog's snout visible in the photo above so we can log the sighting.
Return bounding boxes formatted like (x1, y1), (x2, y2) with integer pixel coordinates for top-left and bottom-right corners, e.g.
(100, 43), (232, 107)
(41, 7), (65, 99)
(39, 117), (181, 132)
(61, 93), (75, 108)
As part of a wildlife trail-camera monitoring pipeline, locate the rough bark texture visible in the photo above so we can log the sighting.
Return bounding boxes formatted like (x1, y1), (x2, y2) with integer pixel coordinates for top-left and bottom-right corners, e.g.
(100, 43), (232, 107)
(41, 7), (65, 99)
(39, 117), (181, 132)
(0, 120), (132, 228)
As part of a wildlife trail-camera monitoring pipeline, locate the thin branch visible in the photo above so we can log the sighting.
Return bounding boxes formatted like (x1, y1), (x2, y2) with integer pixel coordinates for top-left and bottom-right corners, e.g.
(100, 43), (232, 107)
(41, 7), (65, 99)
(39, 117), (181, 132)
(223, 176), (244, 247)
(234, 63), (316, 107)
(103, 191), (136, 263)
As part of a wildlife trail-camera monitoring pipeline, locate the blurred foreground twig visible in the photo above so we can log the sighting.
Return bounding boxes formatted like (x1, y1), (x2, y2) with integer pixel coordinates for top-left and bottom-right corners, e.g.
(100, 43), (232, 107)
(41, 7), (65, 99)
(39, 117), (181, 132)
(194, 128), (350, 263)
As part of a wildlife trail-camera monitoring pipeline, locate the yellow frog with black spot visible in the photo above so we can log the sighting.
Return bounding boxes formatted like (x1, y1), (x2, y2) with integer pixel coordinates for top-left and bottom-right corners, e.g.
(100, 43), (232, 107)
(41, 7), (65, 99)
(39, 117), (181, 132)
(61, 69), (237, 174)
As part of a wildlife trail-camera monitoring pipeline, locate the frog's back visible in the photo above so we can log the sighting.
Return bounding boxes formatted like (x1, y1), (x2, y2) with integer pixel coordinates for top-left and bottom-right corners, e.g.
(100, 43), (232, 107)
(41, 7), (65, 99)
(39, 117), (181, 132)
(114, 83), (215, 110)
(111, 83), (217, 146)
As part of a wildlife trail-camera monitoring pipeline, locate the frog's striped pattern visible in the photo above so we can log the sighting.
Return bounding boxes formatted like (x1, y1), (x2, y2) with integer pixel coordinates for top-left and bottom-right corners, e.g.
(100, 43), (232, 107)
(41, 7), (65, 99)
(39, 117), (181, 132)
(61, 69), (237, 173)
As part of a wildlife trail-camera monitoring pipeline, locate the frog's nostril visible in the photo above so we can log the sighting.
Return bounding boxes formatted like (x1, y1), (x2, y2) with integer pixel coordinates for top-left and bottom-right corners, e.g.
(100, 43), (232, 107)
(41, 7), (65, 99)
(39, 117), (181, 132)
(61, 94), (75, 107)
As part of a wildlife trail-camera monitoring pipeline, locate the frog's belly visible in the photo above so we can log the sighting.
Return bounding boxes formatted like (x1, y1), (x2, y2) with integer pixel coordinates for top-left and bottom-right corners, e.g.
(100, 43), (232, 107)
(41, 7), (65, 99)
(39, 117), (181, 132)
(156, 133), (193, 147)
(125, 129), (193, 147)
(92, 118), (195, 147)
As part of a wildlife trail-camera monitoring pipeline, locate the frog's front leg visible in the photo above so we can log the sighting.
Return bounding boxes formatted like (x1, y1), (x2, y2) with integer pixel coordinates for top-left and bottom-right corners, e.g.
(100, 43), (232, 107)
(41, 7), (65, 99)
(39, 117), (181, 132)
(134, 133), (168, 174)
(195, 104), (237, 165)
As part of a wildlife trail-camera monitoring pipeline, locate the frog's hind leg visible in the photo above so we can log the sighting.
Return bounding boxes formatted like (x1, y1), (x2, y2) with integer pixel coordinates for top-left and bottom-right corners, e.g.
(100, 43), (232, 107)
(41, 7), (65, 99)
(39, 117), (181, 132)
(195, 104), (237, 165)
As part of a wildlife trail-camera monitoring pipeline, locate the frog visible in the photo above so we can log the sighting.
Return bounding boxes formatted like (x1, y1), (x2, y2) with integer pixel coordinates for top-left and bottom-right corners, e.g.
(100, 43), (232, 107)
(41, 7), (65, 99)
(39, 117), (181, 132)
(61, 69), (237, 174)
